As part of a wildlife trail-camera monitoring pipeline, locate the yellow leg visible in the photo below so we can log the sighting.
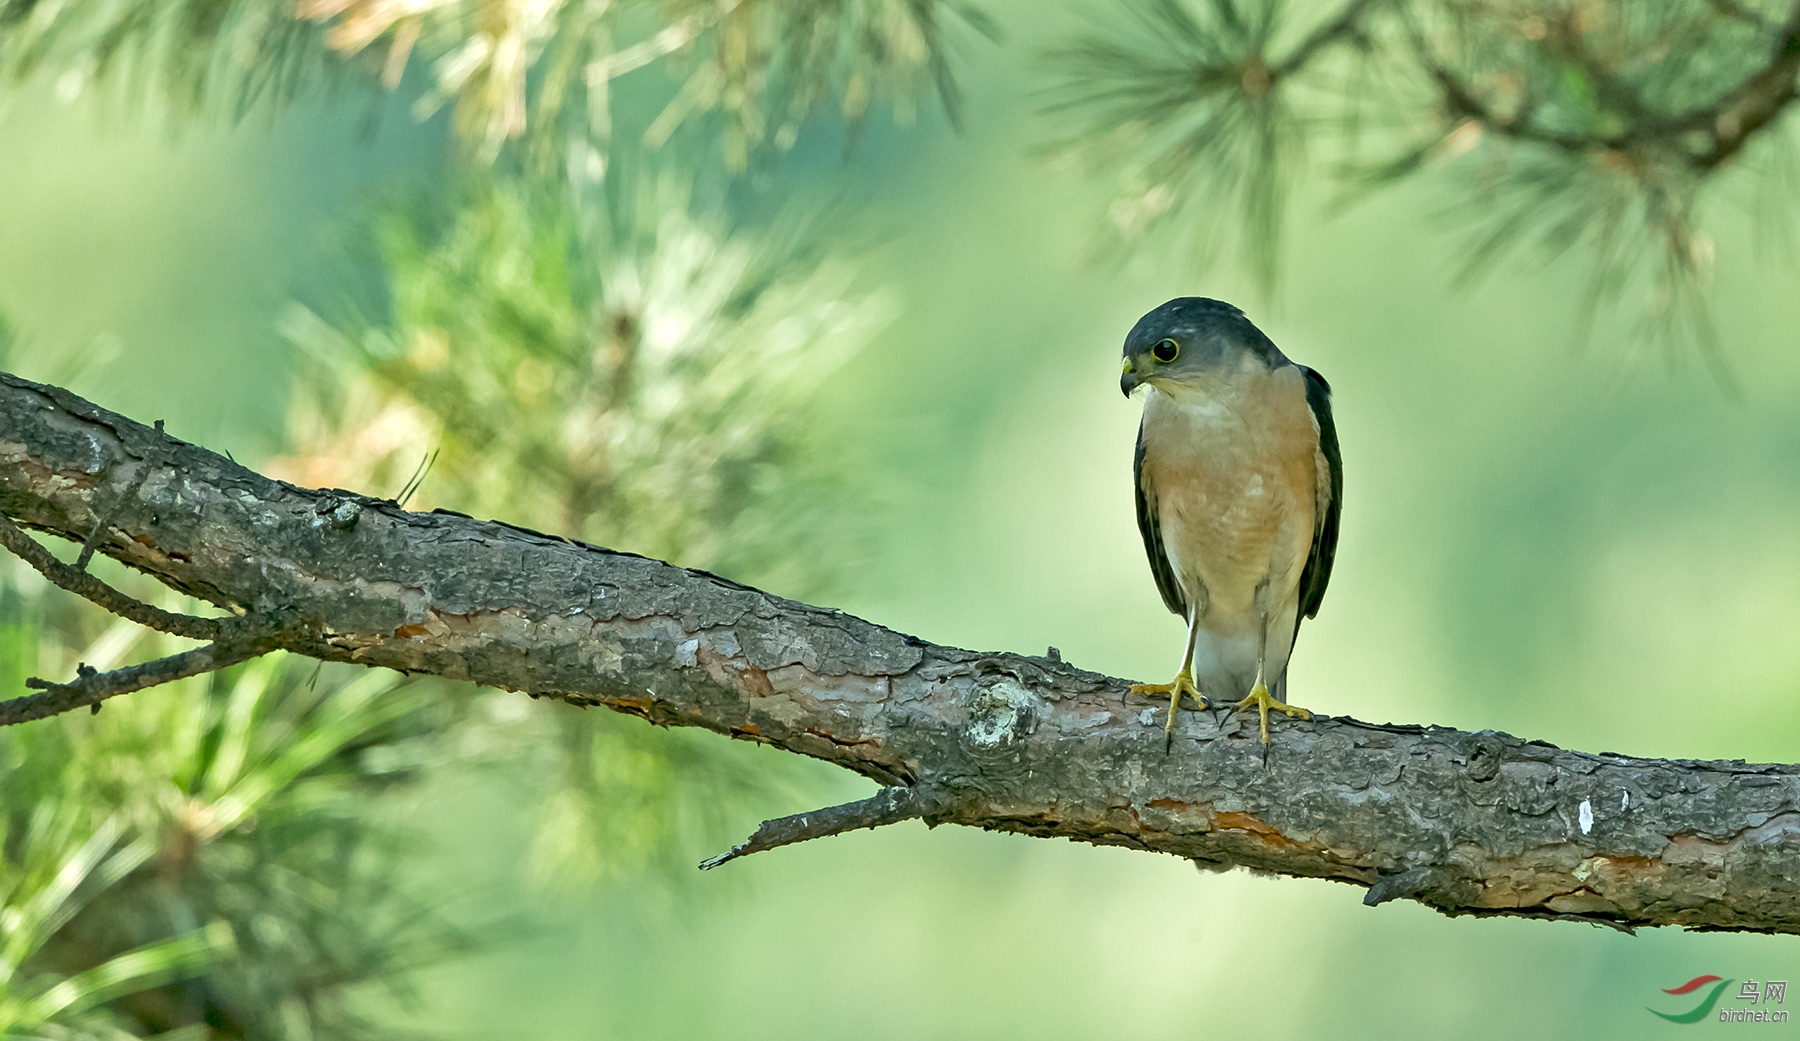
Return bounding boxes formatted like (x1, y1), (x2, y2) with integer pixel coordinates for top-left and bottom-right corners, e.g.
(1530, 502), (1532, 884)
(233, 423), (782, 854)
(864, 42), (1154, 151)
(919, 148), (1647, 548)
(1131, 614), (1213, 748)
(1128, 670), (1209, 736)
(1233, 681), (1310, 744)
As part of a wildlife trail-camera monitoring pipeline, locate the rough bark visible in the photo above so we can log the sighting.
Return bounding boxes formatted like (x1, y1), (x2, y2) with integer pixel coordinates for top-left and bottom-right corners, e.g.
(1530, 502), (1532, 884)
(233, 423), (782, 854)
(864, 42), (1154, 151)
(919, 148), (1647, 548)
(4, 369), (1799, 934)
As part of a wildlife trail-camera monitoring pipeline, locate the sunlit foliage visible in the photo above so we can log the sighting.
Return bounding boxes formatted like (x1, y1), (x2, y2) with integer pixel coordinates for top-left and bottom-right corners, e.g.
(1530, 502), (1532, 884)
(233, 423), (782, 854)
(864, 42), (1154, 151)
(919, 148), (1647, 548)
(0, 0), (995, 165)
(318, 0), (1002, 165)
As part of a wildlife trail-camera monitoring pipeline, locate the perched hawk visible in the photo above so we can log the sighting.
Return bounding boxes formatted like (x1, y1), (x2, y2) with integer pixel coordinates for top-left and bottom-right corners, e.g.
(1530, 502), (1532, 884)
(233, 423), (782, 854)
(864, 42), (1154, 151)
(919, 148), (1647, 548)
(1119, 298), (1342, 745)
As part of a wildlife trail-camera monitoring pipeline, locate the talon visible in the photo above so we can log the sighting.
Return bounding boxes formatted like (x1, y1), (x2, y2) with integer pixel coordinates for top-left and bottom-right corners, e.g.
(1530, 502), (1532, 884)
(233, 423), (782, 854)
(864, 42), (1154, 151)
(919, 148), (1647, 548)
(1232, 682), (1310, 745)
(1127, 672), (1210, 739)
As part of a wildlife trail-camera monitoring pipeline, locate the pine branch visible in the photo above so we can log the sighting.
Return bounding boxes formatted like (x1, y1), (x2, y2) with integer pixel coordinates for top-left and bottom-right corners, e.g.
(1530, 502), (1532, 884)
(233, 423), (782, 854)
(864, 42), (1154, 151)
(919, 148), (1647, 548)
(7, 369), (1800, 934)
(1416, 0), (1800, 169)
(5, 640), (273, 724)
(699, 785), (956, 869)
(0, 513), (228, 643)
(1694, 0), (1800, 167)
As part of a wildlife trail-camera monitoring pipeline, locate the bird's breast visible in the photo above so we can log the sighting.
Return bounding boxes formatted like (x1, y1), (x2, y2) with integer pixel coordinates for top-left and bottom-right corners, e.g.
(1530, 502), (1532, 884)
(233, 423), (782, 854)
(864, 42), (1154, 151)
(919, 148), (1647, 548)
(1140, 367), (1320, 628)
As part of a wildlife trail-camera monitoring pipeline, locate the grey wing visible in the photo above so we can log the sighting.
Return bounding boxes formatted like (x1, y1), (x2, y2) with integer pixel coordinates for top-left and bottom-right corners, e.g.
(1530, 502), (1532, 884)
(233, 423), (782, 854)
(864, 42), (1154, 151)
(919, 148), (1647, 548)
(1297, 365), (1342, 622)
(1134, 418), (1187, 618)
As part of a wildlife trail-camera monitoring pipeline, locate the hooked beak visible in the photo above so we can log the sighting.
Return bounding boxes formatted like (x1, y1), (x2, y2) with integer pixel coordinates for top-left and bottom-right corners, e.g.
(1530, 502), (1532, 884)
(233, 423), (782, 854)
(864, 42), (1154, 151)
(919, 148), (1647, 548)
(1120, 357), (1141, 397)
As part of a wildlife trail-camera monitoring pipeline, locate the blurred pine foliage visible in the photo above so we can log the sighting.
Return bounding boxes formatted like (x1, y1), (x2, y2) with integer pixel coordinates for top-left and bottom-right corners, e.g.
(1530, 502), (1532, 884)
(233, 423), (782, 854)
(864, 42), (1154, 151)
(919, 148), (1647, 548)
(1, 572), (465, 1039)
(275, 170), (887, 589)
(5, 0), (1790, 343)
(1043, 0), (1800, 359)
(272, 166), (886, 891)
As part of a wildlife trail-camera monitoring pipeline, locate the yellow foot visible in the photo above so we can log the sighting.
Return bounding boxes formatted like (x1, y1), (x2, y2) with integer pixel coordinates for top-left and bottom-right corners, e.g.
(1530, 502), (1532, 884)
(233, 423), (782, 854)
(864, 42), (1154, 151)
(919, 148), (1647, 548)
(1127, 673), (1209, 736)
(1233, 683), (1311, 745)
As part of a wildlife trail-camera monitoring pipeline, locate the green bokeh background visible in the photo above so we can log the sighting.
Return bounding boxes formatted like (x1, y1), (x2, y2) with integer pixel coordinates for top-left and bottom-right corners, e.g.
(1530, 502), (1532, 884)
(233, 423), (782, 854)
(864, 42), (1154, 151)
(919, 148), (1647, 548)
(4, 1), (1800, 1035)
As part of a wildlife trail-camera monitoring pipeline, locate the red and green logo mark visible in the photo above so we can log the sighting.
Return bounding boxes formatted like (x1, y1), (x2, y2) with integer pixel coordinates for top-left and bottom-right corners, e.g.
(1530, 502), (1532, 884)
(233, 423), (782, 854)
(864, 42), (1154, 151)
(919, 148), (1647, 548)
(1649, 976), (1732, 1023)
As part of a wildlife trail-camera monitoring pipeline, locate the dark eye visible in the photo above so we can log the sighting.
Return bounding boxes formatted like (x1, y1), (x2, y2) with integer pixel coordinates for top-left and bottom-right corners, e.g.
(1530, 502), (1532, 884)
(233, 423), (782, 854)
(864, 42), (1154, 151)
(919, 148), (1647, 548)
(1152, 338), (1179, 363)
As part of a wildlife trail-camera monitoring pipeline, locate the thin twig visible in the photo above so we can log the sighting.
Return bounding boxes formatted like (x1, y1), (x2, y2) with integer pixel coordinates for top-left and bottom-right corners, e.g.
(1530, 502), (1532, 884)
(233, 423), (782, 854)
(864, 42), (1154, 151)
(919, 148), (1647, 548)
(0, 513), (228, 642)
(1695, 1), (1800, 168)
(699, 785), (953, 870)
(3, 640), (272, 725)
(1279, 0), (1383, 76)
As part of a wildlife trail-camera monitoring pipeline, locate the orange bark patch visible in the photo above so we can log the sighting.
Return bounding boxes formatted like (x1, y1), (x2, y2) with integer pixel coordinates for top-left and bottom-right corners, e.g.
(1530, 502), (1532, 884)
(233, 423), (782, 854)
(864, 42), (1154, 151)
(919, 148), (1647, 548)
(123, 531), (175, 566)
(1212, 810), (1319, 853)
(1214, 810), (1280, 834)
(394, 623), (429, 639)
(732, 664), (776, 697)
(1598, 854), (1658, 877)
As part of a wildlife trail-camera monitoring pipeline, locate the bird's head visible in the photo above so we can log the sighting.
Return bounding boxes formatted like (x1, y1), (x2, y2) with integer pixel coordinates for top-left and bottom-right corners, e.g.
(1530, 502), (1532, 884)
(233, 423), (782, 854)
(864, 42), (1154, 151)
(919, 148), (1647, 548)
(1119, 297), (1287, 397)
